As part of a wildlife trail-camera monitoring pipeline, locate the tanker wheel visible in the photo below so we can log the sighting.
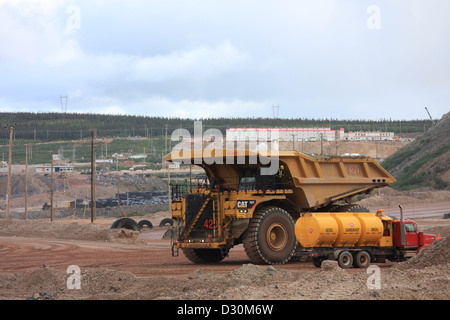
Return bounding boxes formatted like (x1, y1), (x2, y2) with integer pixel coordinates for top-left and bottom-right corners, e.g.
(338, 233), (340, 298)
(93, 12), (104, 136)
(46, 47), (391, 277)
(354, 251), (371, 268)
(337, 251), (353, 269)
(242, 206), (297, 265)
(182, 248), (229, 264)
(312, 257), (325, 268)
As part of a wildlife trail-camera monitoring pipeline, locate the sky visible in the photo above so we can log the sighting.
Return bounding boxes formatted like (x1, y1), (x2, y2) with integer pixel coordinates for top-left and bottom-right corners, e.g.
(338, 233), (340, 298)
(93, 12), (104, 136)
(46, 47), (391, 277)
(0, 0), (449, 120)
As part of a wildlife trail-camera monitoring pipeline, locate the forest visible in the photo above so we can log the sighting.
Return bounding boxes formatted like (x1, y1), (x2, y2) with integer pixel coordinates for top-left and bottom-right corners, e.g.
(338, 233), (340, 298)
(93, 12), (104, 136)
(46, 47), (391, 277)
(0, 112), (434, 143)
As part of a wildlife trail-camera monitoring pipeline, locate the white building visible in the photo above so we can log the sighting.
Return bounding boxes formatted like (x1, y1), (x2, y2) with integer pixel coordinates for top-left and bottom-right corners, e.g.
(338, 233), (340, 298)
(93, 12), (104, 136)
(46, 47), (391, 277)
(96, 159), (114, 164)
(344, 131), (394, 141)
(226, 127), (395, 143)
(226, 127), (345, 142)
(36, 165), (74, 173)
(129, 154), (147, 159)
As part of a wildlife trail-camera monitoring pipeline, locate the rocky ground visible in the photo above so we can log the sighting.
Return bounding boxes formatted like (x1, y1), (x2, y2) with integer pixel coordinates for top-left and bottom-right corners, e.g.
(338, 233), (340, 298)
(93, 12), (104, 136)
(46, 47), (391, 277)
(0, 216), (449, 301)
(0, 238), (448, 301)
(0, 188), (449, 301)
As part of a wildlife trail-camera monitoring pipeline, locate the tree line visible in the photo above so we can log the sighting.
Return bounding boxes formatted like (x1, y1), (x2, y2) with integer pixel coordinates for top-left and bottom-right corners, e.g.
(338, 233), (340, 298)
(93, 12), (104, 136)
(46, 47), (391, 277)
(0, 112), (434, 142)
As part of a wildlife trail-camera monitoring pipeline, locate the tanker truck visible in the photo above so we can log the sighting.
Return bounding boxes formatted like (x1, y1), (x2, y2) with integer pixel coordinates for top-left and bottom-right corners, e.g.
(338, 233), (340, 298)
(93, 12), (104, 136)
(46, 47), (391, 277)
(166, 148), (400, 265)
(295, 206), (436, 268)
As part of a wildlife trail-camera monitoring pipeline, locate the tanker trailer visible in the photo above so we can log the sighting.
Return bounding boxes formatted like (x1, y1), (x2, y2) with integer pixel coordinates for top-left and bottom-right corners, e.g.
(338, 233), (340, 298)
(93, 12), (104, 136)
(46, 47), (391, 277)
(166, 149), (396, 265)
(294, 207), (436, 268)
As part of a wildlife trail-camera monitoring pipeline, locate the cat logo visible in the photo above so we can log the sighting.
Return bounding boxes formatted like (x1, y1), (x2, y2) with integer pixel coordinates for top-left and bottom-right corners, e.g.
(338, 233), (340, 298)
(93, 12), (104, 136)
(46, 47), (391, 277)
(237, 200), (256, 209)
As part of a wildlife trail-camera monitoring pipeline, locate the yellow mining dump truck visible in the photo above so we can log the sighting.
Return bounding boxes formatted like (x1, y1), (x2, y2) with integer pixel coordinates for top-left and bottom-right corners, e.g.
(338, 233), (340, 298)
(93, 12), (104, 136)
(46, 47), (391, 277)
(166, 149), (395, 265)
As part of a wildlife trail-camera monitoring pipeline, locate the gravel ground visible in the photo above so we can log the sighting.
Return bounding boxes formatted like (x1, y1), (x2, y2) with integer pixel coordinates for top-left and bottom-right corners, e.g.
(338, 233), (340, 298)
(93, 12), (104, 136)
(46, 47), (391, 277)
(0, 217), (448, 301)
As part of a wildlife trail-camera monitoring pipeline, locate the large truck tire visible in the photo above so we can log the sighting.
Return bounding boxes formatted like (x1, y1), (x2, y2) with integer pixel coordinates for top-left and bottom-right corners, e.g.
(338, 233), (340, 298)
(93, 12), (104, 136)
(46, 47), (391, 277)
(137, 220), (153, 230)
(182, 248), (229, 263)
(110, 218), (139, 231)
(337, 251), (353, 268)
(354, 251), (371, 268)
(159, 218), (174, 227)
(242, 206), (297, 265)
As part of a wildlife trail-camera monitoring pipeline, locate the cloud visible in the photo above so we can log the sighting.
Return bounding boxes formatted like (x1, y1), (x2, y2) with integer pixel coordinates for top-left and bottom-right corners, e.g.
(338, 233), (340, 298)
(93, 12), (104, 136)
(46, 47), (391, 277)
(129, 41), (249, 82)
(139, 97), (266, 118)
(0, 0), (77, 65)
(0, 0), (449, 121)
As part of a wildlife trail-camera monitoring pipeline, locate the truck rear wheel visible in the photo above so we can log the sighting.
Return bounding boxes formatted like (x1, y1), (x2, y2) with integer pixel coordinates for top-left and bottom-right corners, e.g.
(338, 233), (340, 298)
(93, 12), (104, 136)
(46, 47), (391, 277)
(354, 251), (371, 268)
(182, 248), (229, 263)
(337, 251), (353, 269)
(243, 207), (297, 265)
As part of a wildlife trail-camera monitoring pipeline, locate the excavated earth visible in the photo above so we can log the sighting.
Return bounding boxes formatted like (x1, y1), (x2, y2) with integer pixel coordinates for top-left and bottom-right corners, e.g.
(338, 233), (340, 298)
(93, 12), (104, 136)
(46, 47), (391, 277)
(0, 197), (449, 301)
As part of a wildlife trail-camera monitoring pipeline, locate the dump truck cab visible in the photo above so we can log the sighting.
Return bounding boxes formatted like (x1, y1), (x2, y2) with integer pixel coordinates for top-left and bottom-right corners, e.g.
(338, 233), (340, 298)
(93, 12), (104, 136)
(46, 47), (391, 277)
(166, 148), (396, 265)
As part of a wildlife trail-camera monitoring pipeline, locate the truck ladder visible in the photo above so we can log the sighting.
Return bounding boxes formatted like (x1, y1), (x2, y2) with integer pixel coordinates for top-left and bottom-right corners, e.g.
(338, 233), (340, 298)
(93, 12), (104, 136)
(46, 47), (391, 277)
(181, 196), (211, 240)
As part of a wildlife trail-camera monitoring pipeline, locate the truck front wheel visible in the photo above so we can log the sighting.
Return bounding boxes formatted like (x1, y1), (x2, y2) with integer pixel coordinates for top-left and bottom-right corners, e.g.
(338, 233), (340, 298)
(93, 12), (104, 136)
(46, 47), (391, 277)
(243, 207), (297, 265)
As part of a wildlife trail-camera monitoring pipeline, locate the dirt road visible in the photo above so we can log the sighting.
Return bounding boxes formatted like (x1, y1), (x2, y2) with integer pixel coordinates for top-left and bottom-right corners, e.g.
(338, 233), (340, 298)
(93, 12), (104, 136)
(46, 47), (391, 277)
(0, 229), (396, 278)
(0, 214), (449, 300)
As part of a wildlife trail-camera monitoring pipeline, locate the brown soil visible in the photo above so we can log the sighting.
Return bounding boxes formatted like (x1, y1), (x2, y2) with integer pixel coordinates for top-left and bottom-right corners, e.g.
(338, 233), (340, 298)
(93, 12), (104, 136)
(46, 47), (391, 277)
(1, 198), (449, 300)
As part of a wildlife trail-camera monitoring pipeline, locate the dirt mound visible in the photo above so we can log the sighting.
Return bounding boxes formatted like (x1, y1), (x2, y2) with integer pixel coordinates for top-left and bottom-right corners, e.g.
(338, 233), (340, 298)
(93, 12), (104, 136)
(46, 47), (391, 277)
(381, 111), (450, 190)
(0, 265), (140, 300)
(17, 266), (67, 294)
(397, 237), (450, 269)
(1, 258), (449, 300)
(357, 187), (450, 210)
(0, 174), (52, 198)
(225, 264), (297, 283)
(0, 220), (144, 244)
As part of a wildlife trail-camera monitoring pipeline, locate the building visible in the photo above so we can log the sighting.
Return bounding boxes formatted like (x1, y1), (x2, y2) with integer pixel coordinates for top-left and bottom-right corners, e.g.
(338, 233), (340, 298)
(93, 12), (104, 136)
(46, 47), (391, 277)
(344, 131), (394, 141)
(96, 159), (114, 164)
(129, 154), (147, 159)
(226, 127), (395, 142)
(226, 127), (345, 142)
(36, 165), (74, 173)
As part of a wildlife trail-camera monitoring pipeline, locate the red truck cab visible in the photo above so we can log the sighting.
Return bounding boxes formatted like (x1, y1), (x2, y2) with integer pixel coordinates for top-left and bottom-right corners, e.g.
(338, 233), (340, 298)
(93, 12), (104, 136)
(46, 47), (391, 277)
(392, 219), (436, 251)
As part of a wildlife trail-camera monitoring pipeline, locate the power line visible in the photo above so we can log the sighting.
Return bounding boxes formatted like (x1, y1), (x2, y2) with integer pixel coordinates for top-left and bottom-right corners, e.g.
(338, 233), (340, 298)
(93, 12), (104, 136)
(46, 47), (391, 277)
(60, 95), (68, 113)
(272, 105), (280, 119)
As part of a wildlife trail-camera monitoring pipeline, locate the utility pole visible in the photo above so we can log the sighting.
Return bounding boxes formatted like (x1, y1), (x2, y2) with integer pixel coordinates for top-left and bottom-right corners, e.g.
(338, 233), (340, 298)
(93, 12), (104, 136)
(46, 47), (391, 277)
(425, 107), (435, 126)
(25, 144), (28, 220)
(320, 133), (324, 155)
(90, 127), (96, 223)
(4, 124), (16, 222)
(165, 124), (168, 154)
(50, 151), (54, 222)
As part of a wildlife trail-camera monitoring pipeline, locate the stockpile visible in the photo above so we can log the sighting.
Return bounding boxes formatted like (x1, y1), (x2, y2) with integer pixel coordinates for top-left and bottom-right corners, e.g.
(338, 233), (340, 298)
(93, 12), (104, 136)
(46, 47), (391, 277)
(0, 220), (143, 244)
(398, 237), (450, 269)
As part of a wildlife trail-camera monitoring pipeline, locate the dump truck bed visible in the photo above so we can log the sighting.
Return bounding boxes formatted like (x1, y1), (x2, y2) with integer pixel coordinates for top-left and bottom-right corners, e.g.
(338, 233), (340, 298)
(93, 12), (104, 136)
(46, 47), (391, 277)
(166, 149), (395, 210)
